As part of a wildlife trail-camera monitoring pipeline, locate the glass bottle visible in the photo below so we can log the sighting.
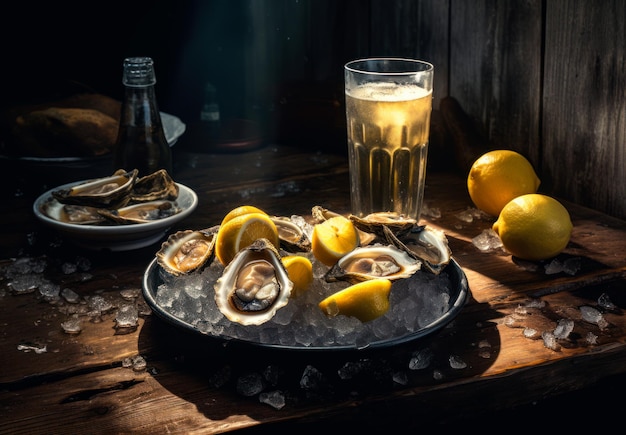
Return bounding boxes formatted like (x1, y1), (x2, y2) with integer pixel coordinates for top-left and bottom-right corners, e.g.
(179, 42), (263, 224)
(114, 57), (173, 176)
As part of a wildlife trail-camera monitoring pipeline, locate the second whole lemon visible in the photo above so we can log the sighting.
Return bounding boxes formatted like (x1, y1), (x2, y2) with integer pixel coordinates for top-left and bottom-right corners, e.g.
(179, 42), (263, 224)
(492, 193), (573, 261)
(467, 150), (541, 217)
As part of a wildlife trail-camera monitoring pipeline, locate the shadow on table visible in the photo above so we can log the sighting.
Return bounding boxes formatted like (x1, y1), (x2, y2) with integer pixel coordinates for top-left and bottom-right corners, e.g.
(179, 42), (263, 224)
(137, 293), (502, 426)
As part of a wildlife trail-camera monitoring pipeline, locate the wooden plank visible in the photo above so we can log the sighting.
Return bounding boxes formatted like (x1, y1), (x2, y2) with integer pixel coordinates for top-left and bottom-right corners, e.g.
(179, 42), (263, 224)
(543, 0), (626, 218)
(3, 168), (625, 384)
(369, 0), (449, 109)
(449, 0), (543, 165)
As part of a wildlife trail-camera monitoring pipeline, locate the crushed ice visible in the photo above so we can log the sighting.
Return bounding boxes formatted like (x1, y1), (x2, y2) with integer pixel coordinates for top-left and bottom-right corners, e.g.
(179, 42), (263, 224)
(472, 229), (503, 251)
(154, 250), (455, 349)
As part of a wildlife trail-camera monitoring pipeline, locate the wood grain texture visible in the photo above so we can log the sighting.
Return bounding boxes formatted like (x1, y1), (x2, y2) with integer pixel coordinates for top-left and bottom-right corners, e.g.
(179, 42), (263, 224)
(449, 0), (543, 165)
(1, 144), (625, 433)
(542, 0), (626, 218)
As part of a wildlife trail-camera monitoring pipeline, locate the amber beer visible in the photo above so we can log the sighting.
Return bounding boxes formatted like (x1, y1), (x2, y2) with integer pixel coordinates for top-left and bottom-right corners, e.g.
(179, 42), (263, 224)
(344, 59), (433, 221)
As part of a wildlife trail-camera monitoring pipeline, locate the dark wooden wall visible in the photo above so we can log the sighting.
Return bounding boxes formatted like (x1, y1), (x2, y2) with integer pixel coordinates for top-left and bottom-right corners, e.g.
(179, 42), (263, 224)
(2, 0), (624, 220)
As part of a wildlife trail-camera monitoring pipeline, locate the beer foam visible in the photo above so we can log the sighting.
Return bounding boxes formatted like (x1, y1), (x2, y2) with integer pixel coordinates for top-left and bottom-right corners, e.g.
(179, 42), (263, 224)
(348, 82), (431, 102)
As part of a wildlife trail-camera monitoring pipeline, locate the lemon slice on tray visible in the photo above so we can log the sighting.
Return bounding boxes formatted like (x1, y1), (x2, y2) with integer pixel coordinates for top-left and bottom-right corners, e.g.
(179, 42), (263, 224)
(319, 278), (392, 322)
(311, 215), (359, 267)
(215, 212), (279, 266)
(281, 255), (314, 295)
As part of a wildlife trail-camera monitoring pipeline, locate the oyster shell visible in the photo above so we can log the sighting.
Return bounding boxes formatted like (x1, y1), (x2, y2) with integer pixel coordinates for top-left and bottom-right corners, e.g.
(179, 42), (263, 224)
(384, 225), (451, 274)
(311, 205), (342, 223)
(131, 169), (179, 202)
(98, 200), (180, 224)
(57, 204), (106, 225)
(349, 212), (418, 238)
(214, 238), (293, 326)
(271, 216), (311, 252)
(324, 244), (421, 283)
(51, 169), (138, 209)
(156, 227), (217, 276)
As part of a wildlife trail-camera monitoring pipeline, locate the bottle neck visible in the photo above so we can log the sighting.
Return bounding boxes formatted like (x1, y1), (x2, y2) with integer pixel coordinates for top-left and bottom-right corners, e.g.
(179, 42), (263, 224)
(120, 85), (163, 127)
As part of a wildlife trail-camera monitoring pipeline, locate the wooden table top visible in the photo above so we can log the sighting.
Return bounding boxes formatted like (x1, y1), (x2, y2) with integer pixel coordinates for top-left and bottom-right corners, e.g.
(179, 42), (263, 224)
(1, 142), (625, 434)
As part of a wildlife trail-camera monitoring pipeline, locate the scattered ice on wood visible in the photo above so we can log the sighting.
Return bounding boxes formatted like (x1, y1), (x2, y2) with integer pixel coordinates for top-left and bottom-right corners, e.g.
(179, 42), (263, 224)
(393, 371), (409, 385)
(553, 318), (574, 339)
(120, 288), (142, 300)
(456, 207), (488, 223)
(544, 257), (581, 275)
(541, 331), (561, 351)
(421, 203), (441, 219)
(38, 281), (60, 300)
(585, 331), (599, 345)
(580, 306), (608, 329)
(61, 317), (82, 334)
(259, 390), (286, 409)
(472, 229), (503, 251)
(597, 293), (617, 311)
(61, 288), (81, 303)
(504, 315), (523, 328)
(17, 342), (47, 354)
(515, 305), (529, 315)
(408, 348), (434, 370)
(523, 327), (539, 338)
(449, 355), (467, 369)
(477, 339), (491, 348)
(237, 372), (266, 397)
(7, 274), (45, 294)
(300, 365), (326, 391)
(115, 304), (139, 328)
(87, 295), (114, 314)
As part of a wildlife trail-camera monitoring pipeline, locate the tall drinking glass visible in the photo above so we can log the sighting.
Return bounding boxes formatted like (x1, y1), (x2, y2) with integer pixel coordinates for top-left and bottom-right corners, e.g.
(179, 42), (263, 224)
(344, 58), (433, 221)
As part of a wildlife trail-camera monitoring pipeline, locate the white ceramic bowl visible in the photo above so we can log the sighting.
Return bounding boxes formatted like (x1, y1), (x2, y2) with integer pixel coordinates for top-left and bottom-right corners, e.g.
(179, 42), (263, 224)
(33, 181), (198, 251)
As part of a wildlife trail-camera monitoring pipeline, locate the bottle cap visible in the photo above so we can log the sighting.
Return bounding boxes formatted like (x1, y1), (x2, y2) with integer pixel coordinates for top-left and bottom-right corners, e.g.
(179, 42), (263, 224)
(122, 57), (157, 87)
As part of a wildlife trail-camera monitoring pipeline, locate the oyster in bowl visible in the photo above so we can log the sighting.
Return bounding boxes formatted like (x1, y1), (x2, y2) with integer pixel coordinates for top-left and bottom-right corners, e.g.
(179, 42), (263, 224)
(33, 175), (198, 251)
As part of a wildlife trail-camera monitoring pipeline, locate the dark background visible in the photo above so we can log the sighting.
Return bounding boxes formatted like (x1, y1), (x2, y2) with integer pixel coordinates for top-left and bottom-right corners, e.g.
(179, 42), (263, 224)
(1, 0), (366, 149)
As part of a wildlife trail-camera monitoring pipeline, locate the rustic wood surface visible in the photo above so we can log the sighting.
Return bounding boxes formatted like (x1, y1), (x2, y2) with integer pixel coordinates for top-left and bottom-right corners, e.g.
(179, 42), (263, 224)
(1, 141), (625, 434)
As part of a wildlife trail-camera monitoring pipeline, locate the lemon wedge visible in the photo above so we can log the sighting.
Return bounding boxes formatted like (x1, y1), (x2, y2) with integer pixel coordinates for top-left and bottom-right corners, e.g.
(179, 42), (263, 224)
(319, 278), (392, 322)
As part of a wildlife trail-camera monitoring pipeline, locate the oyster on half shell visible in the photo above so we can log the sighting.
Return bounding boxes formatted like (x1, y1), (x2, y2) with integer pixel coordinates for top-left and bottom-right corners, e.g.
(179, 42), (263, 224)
(214, 238), (293, 326)
(52, 169), (138, 209)
(156, 227), (218, 276)
(383, 225), (451, 274)
(131, 169), (179, 203)
(324, 244), (421, 284)
(271, 216), (311, 252)
(98, 200), (180, 224)
(349, 212), (418, 239)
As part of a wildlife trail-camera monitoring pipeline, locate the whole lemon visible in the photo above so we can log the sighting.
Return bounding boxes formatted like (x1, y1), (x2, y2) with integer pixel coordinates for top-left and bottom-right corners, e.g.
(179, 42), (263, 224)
(492, 194), (573, 261)
(467, 150), (541, 217)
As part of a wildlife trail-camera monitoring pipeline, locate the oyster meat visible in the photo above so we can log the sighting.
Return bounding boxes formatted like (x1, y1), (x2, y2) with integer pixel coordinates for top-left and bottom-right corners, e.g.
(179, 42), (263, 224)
(52, 169), (138, 209)
(98, 200), (180, 224)
(61, 204), (107, 225)
(214, 238), (293, 325)
(156, 227), (217, 276)
(325, 244), (421, 283)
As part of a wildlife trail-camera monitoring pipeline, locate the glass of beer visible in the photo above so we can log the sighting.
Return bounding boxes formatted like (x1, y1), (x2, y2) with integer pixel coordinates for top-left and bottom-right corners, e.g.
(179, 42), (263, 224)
(344, 58), (433, 221)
